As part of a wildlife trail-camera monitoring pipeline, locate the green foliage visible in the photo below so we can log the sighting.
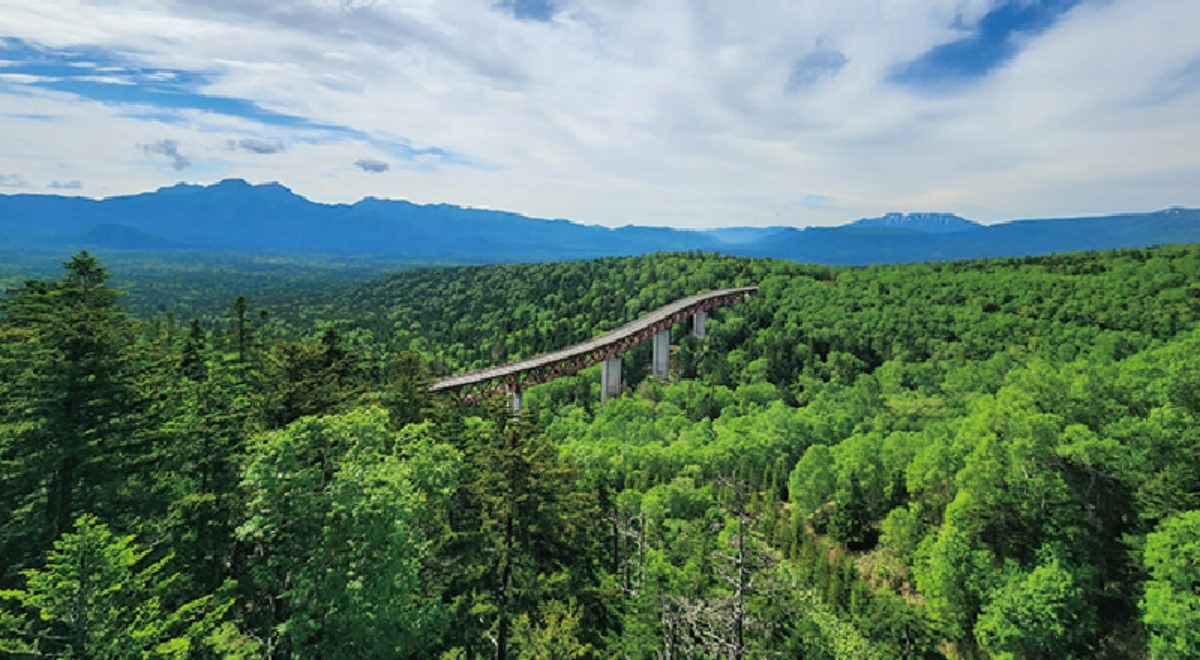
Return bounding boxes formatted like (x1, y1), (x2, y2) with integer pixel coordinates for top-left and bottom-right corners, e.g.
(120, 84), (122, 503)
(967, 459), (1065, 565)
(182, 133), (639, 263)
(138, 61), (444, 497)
(790, 444), (837, 516)
(4, 245), (1199, 657)
(0, 251), (143, 580)
(237, 407), (459, 656)
(0, 514), (238, 658)
(974, 554), (1094, 658)
(913, 500), (998, 642)
(1141, 510), (1200, 658)
(443, 409), (599, 657)
(510, 598), (594, 659)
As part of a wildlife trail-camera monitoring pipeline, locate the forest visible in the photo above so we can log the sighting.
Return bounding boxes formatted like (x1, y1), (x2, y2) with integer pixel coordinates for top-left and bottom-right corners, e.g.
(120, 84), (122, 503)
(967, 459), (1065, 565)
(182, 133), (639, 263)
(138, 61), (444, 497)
(1, 245), (1198, 658)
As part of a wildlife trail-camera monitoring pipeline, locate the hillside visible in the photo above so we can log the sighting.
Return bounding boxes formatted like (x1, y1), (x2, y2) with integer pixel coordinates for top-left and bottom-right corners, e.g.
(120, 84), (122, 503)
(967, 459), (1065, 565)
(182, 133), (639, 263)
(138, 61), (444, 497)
(2, 246), (1198, 655)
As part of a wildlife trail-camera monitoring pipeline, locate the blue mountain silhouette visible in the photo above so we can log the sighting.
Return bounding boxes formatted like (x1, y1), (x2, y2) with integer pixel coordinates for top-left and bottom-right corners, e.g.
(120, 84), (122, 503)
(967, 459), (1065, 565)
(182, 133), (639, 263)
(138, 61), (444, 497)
(1, 179), (1196, 264)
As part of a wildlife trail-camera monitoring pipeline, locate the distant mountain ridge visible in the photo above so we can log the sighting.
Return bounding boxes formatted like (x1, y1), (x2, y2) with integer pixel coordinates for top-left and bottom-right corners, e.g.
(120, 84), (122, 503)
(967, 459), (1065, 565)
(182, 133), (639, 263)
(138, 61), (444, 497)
(0, 179), (721, 260)
(849, 212), (982, 234)
(0, 179), (1196, 265)
(740, 207), (1200, 264)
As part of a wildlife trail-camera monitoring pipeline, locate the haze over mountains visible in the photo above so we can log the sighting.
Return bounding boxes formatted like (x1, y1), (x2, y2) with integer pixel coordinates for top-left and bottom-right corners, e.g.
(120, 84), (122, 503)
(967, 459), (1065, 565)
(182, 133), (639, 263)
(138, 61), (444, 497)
(1, 179), (1197, 265)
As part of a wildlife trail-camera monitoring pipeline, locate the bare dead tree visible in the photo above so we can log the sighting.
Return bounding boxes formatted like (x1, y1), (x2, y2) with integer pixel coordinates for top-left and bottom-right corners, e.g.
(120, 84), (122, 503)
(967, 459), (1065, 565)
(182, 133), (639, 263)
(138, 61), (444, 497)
(656, 471), (788, 659)
(607, 505), (648, 657)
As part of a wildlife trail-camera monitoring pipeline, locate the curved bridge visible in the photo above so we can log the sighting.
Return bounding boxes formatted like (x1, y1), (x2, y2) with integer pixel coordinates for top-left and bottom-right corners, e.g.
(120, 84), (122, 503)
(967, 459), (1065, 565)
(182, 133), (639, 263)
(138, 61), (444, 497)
(430, 286), (757, 401)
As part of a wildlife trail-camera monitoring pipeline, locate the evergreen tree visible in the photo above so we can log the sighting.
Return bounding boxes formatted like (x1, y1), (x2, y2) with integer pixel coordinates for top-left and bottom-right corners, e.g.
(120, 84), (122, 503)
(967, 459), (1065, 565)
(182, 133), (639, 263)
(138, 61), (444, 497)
(445, 406), (599, 658)
(180, 318), (207, 381)
(0, 252), (139, 582)
(0, 514), (245, 658)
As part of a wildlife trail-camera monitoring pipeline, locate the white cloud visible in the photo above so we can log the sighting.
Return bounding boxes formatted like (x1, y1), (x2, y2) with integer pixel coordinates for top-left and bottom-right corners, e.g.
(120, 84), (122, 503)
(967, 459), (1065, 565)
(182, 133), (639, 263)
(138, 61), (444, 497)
(0, 72), (50, 83)
(0, 0), (1198, 227)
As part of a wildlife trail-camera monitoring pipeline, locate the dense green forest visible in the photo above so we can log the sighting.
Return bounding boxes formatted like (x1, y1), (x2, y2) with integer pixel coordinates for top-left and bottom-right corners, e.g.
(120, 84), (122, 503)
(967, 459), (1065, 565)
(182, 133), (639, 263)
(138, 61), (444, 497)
(0, 250), (437, 320)
(2, 246), (1199, 657)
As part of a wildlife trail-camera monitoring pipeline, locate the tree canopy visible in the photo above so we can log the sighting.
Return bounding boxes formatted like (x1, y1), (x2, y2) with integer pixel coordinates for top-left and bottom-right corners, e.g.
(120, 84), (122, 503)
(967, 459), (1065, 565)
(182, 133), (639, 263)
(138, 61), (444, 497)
(2, 245), (1199, 657)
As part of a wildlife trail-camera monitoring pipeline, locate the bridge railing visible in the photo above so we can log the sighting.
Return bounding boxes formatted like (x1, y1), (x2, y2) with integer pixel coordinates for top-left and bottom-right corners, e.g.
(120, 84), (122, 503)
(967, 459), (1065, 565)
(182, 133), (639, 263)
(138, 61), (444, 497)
(429, 286), (757, 398)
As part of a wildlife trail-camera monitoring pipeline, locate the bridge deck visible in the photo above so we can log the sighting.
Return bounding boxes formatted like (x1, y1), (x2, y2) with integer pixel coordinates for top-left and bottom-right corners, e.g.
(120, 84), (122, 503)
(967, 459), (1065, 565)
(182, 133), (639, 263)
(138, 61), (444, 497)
(429, 286), (757, 393)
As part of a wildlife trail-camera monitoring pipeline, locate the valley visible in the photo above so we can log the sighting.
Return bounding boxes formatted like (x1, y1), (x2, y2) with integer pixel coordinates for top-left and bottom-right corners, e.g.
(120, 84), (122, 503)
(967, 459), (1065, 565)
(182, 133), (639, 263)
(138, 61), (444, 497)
(2, 246), (1198, 656)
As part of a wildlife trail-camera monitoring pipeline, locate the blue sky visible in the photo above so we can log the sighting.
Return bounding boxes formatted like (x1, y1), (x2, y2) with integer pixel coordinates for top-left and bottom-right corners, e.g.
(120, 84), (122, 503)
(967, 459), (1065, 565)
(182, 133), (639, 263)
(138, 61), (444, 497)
(0, 0), (1198, 228)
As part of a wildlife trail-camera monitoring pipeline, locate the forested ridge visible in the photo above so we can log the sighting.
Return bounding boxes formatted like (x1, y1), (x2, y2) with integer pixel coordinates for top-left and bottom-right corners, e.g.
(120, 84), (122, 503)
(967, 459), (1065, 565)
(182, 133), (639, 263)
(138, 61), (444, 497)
(2, 246), (1199, 657)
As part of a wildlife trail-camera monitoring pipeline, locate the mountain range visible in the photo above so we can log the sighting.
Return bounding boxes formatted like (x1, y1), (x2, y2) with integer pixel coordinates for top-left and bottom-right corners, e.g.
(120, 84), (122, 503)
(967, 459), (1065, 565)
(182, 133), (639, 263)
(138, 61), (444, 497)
(1, 179), (1197, 265)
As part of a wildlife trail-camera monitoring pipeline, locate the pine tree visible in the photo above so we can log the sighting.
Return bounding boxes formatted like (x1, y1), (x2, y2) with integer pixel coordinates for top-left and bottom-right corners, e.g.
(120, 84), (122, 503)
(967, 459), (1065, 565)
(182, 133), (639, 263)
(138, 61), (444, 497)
(0, 252), (139, 583)
(445, 406), (598, 658)
(180, 318), (207, 381)
(0, 514), (245, 657)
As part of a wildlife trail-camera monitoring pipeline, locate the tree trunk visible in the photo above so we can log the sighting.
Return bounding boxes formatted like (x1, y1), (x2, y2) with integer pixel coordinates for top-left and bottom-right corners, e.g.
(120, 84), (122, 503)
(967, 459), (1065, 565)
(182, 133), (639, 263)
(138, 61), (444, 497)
(497, 515), (513, 660)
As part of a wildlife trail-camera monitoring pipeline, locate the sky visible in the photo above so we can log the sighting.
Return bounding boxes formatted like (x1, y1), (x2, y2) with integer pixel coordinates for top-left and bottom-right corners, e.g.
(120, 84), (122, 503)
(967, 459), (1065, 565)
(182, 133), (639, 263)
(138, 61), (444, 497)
(0, 0), (1198, 229)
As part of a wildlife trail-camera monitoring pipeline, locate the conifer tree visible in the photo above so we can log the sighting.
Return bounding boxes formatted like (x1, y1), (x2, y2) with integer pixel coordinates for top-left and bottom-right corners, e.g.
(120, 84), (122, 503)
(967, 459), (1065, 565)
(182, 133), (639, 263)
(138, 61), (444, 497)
(0, 514), (245, 658)
(0, 252), (139, 582)
(445, 406), (598, 658)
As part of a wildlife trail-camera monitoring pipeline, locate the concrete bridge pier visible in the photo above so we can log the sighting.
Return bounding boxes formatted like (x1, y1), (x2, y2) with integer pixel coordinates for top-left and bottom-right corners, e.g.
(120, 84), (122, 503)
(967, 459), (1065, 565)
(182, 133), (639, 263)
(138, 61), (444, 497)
(652, 329), (670, 379)
(601, 357), (622, 402)
(428, 286), (758, 406)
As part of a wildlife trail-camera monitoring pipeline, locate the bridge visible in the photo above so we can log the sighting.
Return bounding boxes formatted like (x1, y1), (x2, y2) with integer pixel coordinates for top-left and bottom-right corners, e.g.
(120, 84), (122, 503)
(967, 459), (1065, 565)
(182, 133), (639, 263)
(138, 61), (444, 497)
(429, 286), (757, 406)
